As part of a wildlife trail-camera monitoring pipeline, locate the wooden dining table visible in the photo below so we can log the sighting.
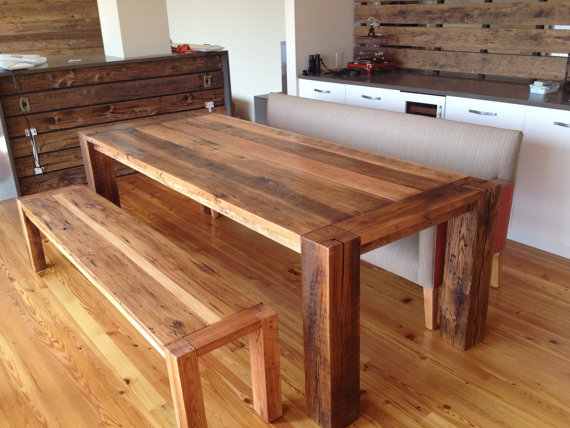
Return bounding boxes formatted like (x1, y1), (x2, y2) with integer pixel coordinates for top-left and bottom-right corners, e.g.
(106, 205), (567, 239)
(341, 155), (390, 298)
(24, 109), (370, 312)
(79, 112), (499, 428)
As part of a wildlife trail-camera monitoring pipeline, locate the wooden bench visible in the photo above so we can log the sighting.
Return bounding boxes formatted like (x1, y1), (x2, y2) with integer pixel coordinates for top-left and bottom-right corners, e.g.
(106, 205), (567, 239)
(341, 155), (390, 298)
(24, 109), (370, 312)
(17, 185), (282, 427)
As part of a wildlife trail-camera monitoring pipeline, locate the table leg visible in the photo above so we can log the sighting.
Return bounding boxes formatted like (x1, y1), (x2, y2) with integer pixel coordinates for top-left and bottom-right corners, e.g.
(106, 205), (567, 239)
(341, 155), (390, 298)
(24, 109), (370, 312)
(79, 135), (121, 207)
(440, 180), (500, 350)
(301, 226), (361, 428)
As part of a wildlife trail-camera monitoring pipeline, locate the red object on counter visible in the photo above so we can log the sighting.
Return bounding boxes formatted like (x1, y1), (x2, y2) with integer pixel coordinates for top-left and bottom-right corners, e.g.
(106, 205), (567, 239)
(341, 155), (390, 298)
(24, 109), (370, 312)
(347, 61), (397, 78)
(171, 44), (199, 54)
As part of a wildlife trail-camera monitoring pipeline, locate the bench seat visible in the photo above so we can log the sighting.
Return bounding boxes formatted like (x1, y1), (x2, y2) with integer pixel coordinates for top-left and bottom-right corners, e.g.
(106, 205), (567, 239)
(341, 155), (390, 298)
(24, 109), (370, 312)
(17, 185), (282, 427)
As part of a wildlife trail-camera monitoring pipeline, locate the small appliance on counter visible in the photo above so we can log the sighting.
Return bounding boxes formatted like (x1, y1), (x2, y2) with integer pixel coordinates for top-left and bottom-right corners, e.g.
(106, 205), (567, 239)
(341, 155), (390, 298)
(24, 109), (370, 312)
(529, 80), (560, 94)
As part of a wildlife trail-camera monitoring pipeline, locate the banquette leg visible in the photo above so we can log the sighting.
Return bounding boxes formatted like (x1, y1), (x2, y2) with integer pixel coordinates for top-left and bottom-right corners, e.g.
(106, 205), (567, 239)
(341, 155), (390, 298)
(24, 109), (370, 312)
(17, 201), (48, 272)
(165, 304), (282, 427)
(423, 288), (439, 330)
(491, 251), (503, 288)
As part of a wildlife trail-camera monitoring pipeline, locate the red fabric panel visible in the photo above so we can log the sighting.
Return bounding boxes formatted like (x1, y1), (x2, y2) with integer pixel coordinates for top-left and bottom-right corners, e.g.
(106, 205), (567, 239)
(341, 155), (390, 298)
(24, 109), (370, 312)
(495, 182), (515, 253)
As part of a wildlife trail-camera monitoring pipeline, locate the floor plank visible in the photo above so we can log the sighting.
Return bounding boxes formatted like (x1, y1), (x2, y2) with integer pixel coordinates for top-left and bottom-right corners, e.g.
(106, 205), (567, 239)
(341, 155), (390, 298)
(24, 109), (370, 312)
(0, 173), (568, 427)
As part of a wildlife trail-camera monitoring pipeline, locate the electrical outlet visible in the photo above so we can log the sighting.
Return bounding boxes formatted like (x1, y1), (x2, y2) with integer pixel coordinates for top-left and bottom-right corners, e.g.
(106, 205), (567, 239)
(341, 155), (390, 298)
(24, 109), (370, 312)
(19, 96), (31, 113)
(335, 51), (343, 68)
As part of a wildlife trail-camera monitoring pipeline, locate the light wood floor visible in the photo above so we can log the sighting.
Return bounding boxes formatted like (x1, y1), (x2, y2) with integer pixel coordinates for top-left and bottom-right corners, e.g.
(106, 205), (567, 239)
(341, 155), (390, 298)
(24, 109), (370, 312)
(1, 174), (568, 427)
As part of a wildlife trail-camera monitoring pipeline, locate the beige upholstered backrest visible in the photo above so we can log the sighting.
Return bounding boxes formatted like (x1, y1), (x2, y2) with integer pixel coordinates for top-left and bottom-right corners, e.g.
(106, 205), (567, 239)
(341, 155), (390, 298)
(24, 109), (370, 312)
(267, 93), (522, 182)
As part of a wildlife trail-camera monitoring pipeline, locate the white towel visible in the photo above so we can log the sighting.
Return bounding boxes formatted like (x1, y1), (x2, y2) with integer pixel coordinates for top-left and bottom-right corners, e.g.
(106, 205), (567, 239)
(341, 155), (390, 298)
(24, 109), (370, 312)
(0, 54), (47, 71)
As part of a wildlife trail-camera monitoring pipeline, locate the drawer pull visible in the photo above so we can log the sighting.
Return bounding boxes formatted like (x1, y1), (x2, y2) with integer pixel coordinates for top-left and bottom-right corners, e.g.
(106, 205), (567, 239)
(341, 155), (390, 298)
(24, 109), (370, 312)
(361, 95), (382, 101)
(314, 89), (331, 94)
(553, 121), (570, 128)
(468, 109), (498, 116)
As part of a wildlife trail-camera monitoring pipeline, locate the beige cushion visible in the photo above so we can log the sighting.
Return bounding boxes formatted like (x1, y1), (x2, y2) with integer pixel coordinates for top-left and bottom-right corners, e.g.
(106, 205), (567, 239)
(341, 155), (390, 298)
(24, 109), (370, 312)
(267, 93), (522, 289)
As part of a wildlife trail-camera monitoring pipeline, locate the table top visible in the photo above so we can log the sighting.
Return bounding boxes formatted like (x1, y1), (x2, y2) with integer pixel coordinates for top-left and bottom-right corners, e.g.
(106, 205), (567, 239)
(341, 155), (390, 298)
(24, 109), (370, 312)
(81, 113), (482, 253)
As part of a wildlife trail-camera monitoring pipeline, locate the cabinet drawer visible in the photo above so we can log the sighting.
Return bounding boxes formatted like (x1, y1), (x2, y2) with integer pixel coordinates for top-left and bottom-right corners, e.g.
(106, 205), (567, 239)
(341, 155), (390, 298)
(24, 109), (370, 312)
(298, 79), (345, 104)
(345, 85), (404, 112)
(445, 96), (525, 131)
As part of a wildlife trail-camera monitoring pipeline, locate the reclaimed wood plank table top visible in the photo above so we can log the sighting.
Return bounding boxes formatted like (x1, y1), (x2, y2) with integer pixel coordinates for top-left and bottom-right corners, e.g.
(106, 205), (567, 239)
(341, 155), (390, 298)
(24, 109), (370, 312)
(79, 112), (499, 428)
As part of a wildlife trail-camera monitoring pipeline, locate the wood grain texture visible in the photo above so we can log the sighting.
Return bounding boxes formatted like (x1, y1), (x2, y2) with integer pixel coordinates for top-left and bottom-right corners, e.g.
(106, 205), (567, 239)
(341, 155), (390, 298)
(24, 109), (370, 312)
(248, 304), (283, 423)
(0, 173), (569, 426)
(355, 27), (570, 53)
(356, 2), (570, 25)
(80, 113), (470, 254)
(440, 179), (500, 350)
(301, 226), (361, 428)
(16, 198), (47, 271)
(0, 53), (231, 196)
(17, 162), (134, 196)
(5, 89), (226, 137)
(0, 55), (223, 95)
(355, 1), (570, 80)
(80, 135), (121, 206)
(1, 72), (224, 117)
(165, 339), (207, 428)
(353, 46), (568, 81)
(0, 0), (103, 57)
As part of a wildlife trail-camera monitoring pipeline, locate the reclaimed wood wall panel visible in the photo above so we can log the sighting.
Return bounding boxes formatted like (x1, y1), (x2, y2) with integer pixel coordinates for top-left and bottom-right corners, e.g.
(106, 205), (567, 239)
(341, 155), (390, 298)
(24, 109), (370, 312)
(355, 2), (570, 26)
(355, 0), (570, 81)
(0, 53), (232, 194)
(0, 0), (104, 57)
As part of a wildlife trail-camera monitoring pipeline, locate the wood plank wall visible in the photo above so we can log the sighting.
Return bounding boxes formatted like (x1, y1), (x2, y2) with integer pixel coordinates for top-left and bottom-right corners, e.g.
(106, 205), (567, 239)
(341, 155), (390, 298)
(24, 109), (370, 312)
(0, 54), (231, 195)
(354, 0), (570, 81)
(0, 0), (104, 57)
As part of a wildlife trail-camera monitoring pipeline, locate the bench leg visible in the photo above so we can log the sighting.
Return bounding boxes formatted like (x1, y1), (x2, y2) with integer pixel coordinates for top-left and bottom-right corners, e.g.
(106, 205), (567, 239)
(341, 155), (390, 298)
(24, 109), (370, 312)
(17, 201), (48, 272)
(248, 305), (283, 422)
(165, 339), (207, 428)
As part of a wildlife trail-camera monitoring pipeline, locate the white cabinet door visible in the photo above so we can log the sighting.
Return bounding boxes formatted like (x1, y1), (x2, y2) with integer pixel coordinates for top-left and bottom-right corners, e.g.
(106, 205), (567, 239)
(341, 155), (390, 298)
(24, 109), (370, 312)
(509, 107), (570, 258)
(298, 79), (345, 104)
(445, 96), (525, 130)
(401, 92), (446, 118)
(345, 84), (404, 112)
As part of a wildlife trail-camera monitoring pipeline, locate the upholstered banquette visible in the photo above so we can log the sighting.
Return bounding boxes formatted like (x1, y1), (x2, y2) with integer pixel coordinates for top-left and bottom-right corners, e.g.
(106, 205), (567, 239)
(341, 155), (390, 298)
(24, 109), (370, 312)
(266, 93), (522, 329)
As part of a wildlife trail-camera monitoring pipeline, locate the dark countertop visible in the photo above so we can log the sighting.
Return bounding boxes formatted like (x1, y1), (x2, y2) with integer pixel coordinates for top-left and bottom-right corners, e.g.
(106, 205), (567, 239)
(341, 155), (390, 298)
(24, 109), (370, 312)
(300, 70), (570, 111)
(0, 51), (225, 77)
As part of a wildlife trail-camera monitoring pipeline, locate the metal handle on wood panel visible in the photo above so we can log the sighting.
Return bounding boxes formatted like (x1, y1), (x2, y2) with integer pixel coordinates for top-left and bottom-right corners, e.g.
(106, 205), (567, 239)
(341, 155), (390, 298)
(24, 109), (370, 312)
(553, 121), (570, 128)
(314, 89), (331, 94)
(437, 105), (443, 118)
(468, 109), (497, 116)
(361, 95), (381, 100)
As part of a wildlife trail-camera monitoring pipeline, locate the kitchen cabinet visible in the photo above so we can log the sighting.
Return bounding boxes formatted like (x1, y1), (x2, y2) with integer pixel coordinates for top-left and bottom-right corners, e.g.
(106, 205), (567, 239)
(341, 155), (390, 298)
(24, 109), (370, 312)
(444, 96), (525, 130)
(345, 85), (404, 112)
(298, 79), (346, 104)
(509, 106), (570, 257)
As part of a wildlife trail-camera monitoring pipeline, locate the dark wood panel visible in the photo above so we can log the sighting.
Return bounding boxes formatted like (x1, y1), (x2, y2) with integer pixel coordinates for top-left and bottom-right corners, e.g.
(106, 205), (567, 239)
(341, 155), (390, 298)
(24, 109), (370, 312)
(356, 2), (570, 26)
(18, 163), (134, 196)
(6, 89), (226, 137)
(354, 46), (568, 81)
(0, 0), (103, 57)
(8, 106), (228, 158)
(15, 147), (84, 178)
(1, 17), (101, 35)
(1, 71), (224, 117)
(0, 55), (223, 95)
(355, 28), (570, 53)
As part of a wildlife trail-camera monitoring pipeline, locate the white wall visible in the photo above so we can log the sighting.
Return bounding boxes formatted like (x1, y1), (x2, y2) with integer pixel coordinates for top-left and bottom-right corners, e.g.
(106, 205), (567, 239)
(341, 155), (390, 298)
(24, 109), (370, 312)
(97, 0), (171, 58)
(285, 0), (354, 95)
(166, 0), (286, 120)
